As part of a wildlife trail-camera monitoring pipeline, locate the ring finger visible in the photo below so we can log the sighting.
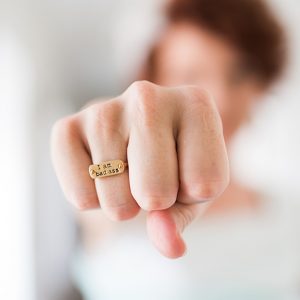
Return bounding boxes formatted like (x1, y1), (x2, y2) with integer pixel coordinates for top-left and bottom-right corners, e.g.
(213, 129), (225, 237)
(83, 101), (140, 221)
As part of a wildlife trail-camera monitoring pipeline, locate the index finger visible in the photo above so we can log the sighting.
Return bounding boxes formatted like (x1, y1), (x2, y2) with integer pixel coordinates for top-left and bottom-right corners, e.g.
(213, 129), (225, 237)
(176, 87), (229, 204)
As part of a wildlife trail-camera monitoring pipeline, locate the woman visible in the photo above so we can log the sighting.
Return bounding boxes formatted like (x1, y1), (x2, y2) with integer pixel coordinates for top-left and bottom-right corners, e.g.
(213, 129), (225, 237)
(51, 0), (292, 299)
(140, 0), (287, 217)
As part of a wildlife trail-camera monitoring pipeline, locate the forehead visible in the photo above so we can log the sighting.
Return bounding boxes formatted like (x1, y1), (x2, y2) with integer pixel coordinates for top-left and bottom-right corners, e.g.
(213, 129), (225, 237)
(157, 22), (239, 67)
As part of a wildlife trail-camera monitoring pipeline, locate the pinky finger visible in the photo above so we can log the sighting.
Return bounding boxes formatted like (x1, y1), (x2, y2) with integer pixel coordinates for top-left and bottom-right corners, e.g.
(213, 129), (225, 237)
(51, 116), (99, 210)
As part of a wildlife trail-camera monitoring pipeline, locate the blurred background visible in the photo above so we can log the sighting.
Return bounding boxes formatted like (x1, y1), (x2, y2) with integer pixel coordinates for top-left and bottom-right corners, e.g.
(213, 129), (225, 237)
(0, 0), (299, 299)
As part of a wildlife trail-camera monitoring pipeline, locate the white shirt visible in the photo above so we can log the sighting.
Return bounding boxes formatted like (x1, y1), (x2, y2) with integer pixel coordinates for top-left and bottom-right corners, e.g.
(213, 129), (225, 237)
(71, 191), (300, 300)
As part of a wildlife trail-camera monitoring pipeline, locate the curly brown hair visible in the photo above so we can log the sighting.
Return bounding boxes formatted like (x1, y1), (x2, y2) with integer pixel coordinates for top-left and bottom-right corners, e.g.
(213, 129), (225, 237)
(142, 0), (287, 88)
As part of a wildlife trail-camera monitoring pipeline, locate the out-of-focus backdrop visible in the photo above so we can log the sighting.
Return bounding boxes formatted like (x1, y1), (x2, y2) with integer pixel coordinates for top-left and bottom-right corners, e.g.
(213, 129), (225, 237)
(0, 0), (299, 300)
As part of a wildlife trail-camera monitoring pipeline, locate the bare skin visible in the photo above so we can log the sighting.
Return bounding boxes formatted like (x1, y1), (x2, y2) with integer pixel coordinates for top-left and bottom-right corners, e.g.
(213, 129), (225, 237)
(152, 22), (264, 217)
(76, 181), (259, 256)
(51, 22), (264, 259)
(51, 81), (229, 258)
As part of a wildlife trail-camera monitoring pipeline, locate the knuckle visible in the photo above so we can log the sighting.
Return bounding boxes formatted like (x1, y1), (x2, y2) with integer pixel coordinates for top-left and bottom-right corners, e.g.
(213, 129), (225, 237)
(103, 203), (139, 221)
(97, 101), (119, 118)
(137, 195), (176, 211)
(72, 197), (99, 211)
(74, 201), (93, 211)
(174, 205), (195, 230)
(85, 100), (122, 138)
(184, 86), (217, 113)
(86, 101), (117, 124)
(183, 179), (228, 202)
(70, 189), (99, 211)
(128, 81), (159, 127)
(185, 86), (213, 106)
(51, 115), (78, 145)
(184, 87), (223, 132)
(127, 80), (156, 97)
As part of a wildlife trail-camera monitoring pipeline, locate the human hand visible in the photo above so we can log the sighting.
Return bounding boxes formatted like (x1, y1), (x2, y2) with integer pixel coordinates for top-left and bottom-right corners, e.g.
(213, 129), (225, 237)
(51, 81), (229, 258)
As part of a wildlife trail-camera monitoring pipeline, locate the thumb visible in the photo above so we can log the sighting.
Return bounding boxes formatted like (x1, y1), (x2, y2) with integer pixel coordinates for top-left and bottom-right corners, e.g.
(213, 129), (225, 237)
(146, 202), (210, 259)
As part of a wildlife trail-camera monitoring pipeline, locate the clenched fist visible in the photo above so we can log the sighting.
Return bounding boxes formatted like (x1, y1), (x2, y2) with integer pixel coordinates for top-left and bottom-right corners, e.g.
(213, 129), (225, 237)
(51, 81), (229, 258)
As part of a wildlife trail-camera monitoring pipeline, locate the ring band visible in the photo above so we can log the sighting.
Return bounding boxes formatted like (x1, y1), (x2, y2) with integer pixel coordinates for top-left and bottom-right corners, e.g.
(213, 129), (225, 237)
(89, 159), (128, 179)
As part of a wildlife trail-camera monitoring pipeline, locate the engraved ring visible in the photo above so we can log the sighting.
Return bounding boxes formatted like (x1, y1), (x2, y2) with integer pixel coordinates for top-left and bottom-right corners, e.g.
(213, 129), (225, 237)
(89, 160), (128, 179)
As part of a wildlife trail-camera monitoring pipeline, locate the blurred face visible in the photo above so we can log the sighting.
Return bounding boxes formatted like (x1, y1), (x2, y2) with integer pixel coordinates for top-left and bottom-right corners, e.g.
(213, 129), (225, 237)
(154, 22), (264, 141)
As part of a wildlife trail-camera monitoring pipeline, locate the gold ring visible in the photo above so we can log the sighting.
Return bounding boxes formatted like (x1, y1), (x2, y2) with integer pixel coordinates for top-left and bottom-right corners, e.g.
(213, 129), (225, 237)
(89, 159), (128, 179)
